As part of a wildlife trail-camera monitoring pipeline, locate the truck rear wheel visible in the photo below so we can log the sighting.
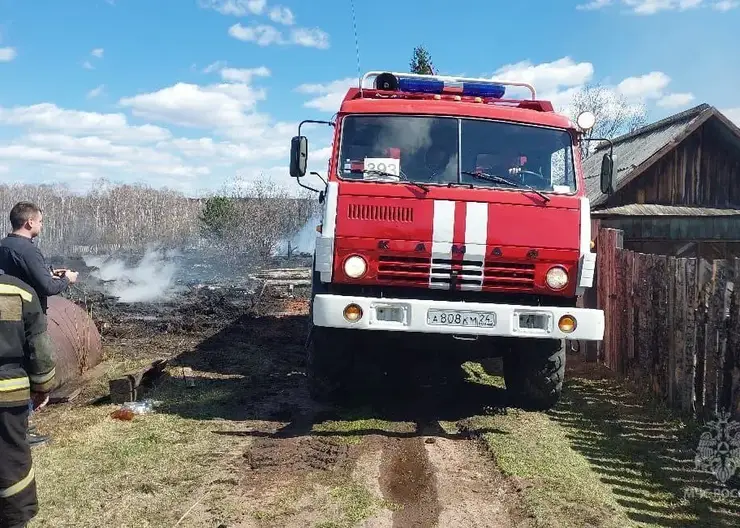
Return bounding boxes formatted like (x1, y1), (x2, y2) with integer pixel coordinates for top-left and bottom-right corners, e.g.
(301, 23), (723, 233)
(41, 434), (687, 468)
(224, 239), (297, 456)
(307, 326), (354, 404)
(503, 338), (565, 411)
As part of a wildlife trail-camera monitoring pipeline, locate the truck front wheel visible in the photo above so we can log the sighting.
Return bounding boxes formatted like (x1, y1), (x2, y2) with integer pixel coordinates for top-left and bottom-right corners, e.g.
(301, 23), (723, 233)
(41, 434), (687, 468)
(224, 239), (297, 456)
(503, 338), (565, 411)
(307, 326), (354, 404)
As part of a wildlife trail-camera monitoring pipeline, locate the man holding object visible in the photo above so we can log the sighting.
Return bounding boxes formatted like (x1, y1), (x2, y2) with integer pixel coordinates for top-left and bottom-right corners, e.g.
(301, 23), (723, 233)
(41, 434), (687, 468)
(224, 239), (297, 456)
(0, 202), (78, 314)
(0, 270), (56, 528)
(0, 202), (77, 448)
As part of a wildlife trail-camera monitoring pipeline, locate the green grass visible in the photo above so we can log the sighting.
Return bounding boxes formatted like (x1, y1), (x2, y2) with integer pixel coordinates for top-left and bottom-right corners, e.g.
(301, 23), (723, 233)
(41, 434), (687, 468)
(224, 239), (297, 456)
(460, 359), (740, 528)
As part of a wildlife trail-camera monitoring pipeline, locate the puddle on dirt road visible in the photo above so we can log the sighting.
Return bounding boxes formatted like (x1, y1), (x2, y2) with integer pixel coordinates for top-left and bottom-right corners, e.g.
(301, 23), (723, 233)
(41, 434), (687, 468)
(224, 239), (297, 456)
(380, 435), (441, 528)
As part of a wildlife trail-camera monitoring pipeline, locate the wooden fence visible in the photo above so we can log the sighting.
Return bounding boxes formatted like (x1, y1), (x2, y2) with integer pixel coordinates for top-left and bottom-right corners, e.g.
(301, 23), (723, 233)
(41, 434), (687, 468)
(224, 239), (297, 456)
(594, 228), (740, 419)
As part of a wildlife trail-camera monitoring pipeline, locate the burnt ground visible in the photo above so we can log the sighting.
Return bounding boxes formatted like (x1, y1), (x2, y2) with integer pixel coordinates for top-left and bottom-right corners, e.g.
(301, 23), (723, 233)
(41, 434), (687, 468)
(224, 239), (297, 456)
(31, 260), (740, 527)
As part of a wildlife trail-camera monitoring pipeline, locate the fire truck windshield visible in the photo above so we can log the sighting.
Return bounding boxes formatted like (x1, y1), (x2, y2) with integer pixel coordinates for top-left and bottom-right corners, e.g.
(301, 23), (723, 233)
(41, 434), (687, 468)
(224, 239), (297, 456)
(338, 115), (577, 193)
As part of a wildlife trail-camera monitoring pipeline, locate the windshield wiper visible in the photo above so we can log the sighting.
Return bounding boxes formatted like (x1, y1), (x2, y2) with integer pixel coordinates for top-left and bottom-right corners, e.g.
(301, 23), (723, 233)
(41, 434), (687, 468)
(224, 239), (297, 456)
(461, 171), (550, 202)
(363, 169), (429, 192)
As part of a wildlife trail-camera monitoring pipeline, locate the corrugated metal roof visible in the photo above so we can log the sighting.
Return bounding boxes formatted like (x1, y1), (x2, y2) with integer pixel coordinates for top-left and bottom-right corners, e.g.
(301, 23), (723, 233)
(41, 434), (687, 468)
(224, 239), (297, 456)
(591, 204), (740, 217)
(584, 104), (712, 207)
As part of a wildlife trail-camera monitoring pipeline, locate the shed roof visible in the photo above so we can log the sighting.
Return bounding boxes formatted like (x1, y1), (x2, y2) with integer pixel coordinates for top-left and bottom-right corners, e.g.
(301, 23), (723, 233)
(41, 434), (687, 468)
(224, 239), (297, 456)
(583, 104), (740, 207)
(591, 204), (740, 217)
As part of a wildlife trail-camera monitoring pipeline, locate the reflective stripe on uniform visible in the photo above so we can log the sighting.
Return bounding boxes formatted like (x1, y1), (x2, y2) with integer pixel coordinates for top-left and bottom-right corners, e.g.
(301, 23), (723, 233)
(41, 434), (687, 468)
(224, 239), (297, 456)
(0, 467), (35, 498)
(0, 378), (30, 392)
(0, 284), (33, 302)
(28, 368), (55, 385)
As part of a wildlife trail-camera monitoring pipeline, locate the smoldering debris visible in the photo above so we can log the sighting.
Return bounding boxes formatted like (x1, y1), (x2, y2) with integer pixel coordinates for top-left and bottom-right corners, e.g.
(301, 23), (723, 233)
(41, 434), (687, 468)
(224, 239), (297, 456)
(53, 250), (312, 339)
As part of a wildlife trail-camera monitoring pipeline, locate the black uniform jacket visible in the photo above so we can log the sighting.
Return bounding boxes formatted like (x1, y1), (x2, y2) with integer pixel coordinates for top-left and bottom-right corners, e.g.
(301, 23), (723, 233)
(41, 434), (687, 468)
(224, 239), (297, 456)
(0, 271), (56, 407)
(0, 234), (69, 313)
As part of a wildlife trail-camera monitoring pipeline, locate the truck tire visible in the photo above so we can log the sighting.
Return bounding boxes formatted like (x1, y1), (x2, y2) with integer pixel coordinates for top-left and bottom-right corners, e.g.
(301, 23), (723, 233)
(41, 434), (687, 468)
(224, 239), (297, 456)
(307, 326), (354, 404)
(503, 338), (565, 411)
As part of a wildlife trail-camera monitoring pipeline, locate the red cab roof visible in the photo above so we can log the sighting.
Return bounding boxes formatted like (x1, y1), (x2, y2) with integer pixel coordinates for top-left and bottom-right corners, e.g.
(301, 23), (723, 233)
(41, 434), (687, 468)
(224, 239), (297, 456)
(338, 87), (576, 130)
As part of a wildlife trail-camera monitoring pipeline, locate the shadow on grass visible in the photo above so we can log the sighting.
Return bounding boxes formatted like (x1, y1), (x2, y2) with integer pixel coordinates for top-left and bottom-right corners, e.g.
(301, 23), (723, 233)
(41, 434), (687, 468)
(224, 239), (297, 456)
(548, 358), (740, 528)
(151, 311), (512, 441)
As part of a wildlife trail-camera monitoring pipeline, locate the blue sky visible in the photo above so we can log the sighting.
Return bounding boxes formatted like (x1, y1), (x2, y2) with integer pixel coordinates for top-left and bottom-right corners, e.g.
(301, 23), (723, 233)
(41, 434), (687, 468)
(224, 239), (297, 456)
(0, 0), (738, 196)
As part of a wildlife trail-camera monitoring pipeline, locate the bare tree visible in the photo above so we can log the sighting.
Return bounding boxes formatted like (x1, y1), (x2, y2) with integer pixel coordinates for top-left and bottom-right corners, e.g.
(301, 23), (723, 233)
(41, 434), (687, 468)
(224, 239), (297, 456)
(568, 83), (647, 159)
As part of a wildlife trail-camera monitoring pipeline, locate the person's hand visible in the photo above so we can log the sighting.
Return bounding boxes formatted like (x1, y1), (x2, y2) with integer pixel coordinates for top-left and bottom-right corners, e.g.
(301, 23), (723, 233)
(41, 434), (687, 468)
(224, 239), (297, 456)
(65, 270), (79, 284)
(31, 392), (49, 411)
(52, 268), (68, 277)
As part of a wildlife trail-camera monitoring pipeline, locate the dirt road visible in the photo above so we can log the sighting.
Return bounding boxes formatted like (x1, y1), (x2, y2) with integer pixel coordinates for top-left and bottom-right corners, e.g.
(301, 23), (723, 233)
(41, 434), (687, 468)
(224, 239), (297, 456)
(30, 287), (740, 527)
(164, 296), (526, 527)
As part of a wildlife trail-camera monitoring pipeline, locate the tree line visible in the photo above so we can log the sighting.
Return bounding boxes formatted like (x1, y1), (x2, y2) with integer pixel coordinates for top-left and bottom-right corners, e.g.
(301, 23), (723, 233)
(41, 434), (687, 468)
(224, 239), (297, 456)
(0, 175), (319, 260)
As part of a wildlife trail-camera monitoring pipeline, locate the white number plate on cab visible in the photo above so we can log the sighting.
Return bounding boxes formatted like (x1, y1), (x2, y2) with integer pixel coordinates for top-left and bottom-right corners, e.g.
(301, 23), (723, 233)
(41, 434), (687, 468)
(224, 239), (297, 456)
(427, 309), (496, 328)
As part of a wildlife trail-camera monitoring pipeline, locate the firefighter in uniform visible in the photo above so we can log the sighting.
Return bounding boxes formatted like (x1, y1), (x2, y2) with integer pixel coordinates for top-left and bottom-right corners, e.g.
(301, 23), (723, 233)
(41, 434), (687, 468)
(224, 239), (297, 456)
(0, 269), (55, 528)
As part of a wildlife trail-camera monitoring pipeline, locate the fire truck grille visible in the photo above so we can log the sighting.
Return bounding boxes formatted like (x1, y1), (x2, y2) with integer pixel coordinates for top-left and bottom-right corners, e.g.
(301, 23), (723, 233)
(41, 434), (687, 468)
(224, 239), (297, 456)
(484, 261), (536, 289)
(376, 257), (535, 290)
(377, 256), (429, 285)
(347, 204), (414, 223)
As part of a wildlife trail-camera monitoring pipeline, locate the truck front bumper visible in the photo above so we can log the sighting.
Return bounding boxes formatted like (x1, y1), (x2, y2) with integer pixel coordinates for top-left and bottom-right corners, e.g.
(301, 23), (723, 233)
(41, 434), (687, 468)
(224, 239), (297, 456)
(312, 294), (604, 341)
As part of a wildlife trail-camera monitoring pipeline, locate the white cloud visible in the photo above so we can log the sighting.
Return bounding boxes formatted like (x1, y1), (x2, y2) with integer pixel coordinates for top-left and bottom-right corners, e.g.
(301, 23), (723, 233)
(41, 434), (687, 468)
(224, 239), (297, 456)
(290, 28), (330, 49)
(198, 0), (266, 16)
(87, 84), (106, 99)
(228, 24), (283, 46)
(0, 164), (8, 174)
(577, 0), (716, 12)
(82, 60), (94, 70)
(713, 0), (739, 10)
(577, 0), (613, 10)
(0, 47), (17, 62)
(202, 60), (227, 74)
(617, 71), (671, 99)
(0, 66), (325, 195)
(269, 6), (295, 25)
(295, 77), (357, 112)
(119, 82), (267, 130)
(493, 57), (594, 100)
(91, 48), (104, 58)
(220, 66), (270, 83)
(228, 23), (330, 48)
(0, 103), (171, 143)
(723, 108), (740, 127)
(656, 92), (695, 108)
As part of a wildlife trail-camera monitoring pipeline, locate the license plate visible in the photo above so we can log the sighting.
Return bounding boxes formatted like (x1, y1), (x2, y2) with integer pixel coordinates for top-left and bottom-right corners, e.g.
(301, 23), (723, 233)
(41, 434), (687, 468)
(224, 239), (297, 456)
(427, 309), (496, 328)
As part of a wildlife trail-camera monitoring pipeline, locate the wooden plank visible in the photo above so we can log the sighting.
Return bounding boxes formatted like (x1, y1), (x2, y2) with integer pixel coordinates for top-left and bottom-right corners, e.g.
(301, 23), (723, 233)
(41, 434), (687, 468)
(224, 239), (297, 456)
(695, 258), (714, 417)
(49, 386), (82, 405)
(708, 260), (730, 416)
(109, 359), (168, 404)
(626, 251), (636, 367)
(617, 249), (628, 375)
(673, 259), (687, 408)
(727, 260), (740, 419)
(684, 258), (699, 414)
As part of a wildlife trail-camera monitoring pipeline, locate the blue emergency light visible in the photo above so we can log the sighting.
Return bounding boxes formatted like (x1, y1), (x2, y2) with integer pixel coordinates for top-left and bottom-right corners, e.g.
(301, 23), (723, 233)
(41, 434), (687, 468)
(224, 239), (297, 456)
(373, 72), (507, 99)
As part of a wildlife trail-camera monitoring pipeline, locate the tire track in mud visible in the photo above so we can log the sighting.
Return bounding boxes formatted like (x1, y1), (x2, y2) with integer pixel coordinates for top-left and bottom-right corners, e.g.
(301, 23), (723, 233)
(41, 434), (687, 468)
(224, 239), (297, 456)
(379, 431), (441, 527)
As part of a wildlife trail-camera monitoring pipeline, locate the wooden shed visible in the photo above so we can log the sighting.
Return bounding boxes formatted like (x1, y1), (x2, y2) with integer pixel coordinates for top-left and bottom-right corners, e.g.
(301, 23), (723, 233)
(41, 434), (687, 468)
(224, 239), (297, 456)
(583, 104), (740, 259)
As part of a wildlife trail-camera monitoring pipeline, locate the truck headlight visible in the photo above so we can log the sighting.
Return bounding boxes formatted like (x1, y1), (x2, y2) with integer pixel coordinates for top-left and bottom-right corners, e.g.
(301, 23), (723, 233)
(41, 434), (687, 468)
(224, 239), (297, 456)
(546, 266), (569, 290)
(343, 255), (367, 279)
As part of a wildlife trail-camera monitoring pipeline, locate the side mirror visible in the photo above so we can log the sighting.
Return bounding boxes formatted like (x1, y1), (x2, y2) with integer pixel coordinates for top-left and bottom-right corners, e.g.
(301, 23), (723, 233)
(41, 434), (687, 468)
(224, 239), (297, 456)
(289, 136), (308, 178)
(600, 152), (615, 194)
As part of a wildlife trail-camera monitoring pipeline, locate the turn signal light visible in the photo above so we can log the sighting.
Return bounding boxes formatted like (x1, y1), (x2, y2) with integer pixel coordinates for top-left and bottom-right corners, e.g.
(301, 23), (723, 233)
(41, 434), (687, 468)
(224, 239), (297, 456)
(343, 303), (363, 322)
(558, 315), (577, 333)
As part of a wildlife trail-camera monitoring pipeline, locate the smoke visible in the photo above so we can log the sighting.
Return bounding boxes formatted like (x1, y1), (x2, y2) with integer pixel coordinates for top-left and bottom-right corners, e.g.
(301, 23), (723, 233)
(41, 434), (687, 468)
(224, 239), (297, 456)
(84, 247), (181, 303)
(275, 214), (320, 256)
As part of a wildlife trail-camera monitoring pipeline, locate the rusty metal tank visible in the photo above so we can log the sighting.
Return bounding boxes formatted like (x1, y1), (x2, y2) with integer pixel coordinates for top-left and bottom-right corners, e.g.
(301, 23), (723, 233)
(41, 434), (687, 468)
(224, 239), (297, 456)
(47, 296), (103, 388)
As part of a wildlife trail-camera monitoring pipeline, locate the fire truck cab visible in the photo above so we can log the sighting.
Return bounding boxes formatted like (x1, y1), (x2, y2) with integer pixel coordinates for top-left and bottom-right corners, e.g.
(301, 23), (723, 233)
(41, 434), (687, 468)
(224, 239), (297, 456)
(289, 71), (616, 410)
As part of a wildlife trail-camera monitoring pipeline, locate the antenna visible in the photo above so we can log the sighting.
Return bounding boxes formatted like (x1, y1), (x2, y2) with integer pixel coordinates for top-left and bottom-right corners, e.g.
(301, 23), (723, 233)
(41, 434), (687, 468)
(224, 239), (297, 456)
(350, 0), (362, 96)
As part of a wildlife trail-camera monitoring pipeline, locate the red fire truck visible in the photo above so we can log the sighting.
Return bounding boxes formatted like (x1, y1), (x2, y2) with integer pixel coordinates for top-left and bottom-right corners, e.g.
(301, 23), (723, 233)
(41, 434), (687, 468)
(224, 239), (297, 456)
(289, 71), (615, 410)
